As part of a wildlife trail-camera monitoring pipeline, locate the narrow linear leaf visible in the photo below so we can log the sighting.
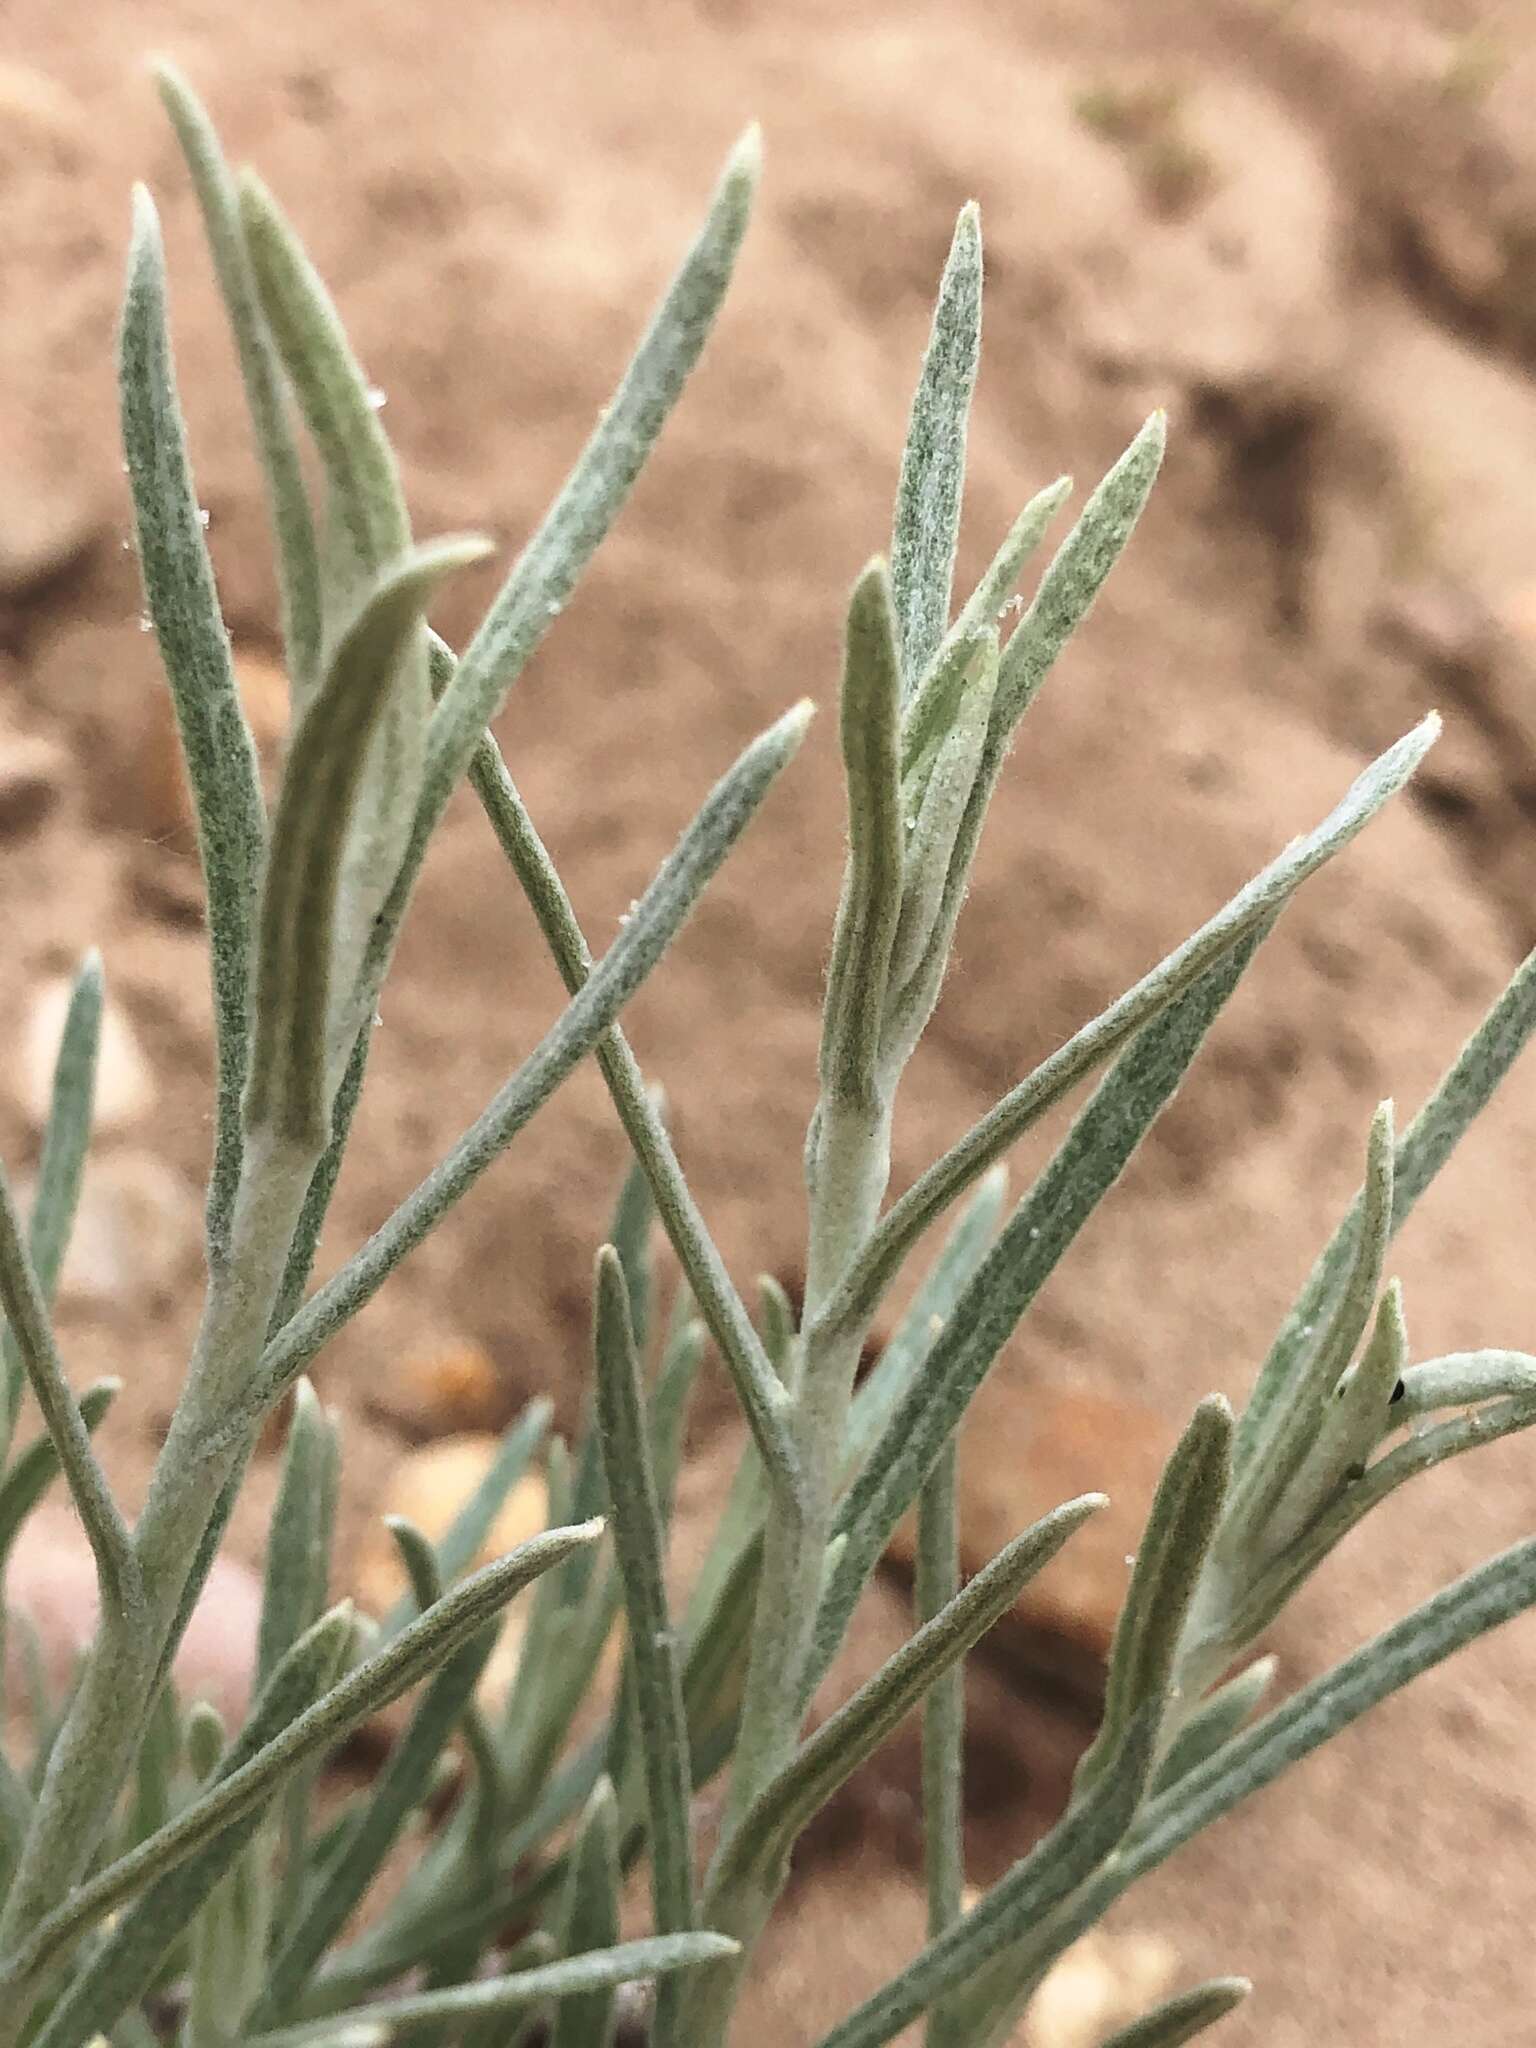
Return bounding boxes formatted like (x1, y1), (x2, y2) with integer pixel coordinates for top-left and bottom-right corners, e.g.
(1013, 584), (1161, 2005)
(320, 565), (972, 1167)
(916, 1440), (965, 1978)
(250, 707), (812, 1490)
(1077, 1396), (1232, 1794)
(817, 718), (1438, 1351)
(890, 203), (982, 687)
(254, 1552), (510, 2019)
(992, 412), (1165, 733)
(1212, 1391), (1536, 1662)
(593, 1248), (695, 1948)
(1236, 942), (1536, 1475)
(810, 1706), (1159, 2048)
(887, 632), (998, 1029)
(29, 1607), (352, 2048)
(457, 703), (790, 1506)
(1, 1523), (602, 1995)
(820, 561), (906, 1105)
(842, 1163), (1007, 1480)
(1096, 1977), (1251, 2048)
(244, 536), (489, 1149)
(416, 130), (759, 865)
(899, 623), (995, 796)
(238, 173), (409, 579)
(20, 954), (101, 1316)
(257, 1379), (333, 1685)
(1397, 1347), (1536, 1419)
(947, 475), (1074, 645)
(971, 1537), (1536, 2013)
(241, 1934), (740, 2048)
(120, 191), (265, 1268)
(1224, 1102), (1394, 1549)
(550, 1780), (622, 2048)
(0, 1168), (137, 1613)
(815, 933), (1264, 1687)
(155, 63), (323, 694)
(0, 1381), (119, 1569)
(1152, 1658), (1276, 1797)
(715, 1496), (1104, 1898)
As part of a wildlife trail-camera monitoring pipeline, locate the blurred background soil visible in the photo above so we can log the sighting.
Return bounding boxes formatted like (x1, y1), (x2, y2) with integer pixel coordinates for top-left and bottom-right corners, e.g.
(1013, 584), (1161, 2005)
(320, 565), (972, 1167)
(2, 1), (1535, 2041)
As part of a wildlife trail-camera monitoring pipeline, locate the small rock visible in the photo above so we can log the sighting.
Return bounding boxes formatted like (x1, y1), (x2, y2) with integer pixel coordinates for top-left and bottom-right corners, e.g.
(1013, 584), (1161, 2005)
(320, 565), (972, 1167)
(54, 1153), (197, 1310)
(22, 980), (154, 1134)
(0, 730), (65, 839)
(401, 1338), (506, 1434)
(1024, 1929), (1180, 2048)
(5, 1505), (261, 1724)
(352, 1437), (549, 1618)
(0, 488), (102, 605)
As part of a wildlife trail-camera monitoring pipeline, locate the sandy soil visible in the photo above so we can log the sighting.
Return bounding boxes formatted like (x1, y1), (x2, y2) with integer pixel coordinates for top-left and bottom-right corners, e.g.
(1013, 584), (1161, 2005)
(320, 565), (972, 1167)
(3, 2), (1536, 2041)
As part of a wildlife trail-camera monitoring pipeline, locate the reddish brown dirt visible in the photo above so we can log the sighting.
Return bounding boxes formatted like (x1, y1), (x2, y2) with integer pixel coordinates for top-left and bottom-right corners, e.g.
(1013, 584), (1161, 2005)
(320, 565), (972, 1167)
(4, 3), (1536, 2042)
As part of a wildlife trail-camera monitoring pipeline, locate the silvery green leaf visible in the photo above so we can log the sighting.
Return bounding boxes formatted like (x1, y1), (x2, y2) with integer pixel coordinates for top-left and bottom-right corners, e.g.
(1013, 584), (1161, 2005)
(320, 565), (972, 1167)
(816, 719), (1437, 1352)
(921, 473), (1073, 690)
(2, 1524), (601, 1997)
(1096, 1977), (1251, 2048)
(899, 623), (996, 802)
(183, 1828), (276, 2048)
(1075, 1395), (1232, 1795)
(650, 1315), (706, 1531)
(155, 64), (322, 696)
(820, 560), (906, 1109)
(241, 1934), (740, 2047)
(890, 203), (982, 689)
(455, 706), (787, 1515)
(244, 536), (488, 1150)
(916, 1439), (965, 1979)
(1152, 1657), (1275, 1797)
(1211, 1389), (1536, 1663)
(257, 1379), (334, 1686)
(0, 1167), (137, 1615)
(1261, 1277), (1408, 1556)
(123, 1680), (181, 1860)
(0, 1380), (119, 1569)
(254, 1548), (510, 2019)
(1223, 1103), (1394, 1555)
(1396, 1347), (1536, 1419)
(17, 954), (100, 1317)
(982, 1537), (1536, 2011)
(882, 630), (999, 1069)
(610, 1147), (658, 1367)
(119, 193), (265, 1269)
(0, 1752), (32, 1899)
(842, 1163), (1007, 1482)
(814, 932), (1264, 1686)
(810, 1705), (1159, 2048)
(29, 1607), (351, 2048)
(414, 129), (760, 892)
(991, 412), (1165, 735)
(712, 1496), (1103, 1902)
(238, 172), (409, 591)
(185, 1702), (228, 1785)
(593, 1249), (694, 1952)
(251, 706), (811, 1493)
(550, 1780), (622, 2048)
(1236, 942), (1536, 1476)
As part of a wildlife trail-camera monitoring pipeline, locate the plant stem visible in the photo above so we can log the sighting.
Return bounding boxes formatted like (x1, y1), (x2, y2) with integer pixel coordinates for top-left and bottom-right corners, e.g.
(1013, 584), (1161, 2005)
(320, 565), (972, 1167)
(0, 1134), (318, 2000)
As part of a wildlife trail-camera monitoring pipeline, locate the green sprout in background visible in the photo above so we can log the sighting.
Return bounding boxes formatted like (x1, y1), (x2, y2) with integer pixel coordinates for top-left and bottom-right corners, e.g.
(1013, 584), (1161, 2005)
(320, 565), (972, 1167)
(0, 59), (1533, 2048)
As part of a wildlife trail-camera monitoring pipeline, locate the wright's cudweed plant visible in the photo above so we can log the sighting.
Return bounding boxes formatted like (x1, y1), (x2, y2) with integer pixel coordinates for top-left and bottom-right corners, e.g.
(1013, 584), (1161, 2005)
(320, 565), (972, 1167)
(0, 66), (1532, 2048)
